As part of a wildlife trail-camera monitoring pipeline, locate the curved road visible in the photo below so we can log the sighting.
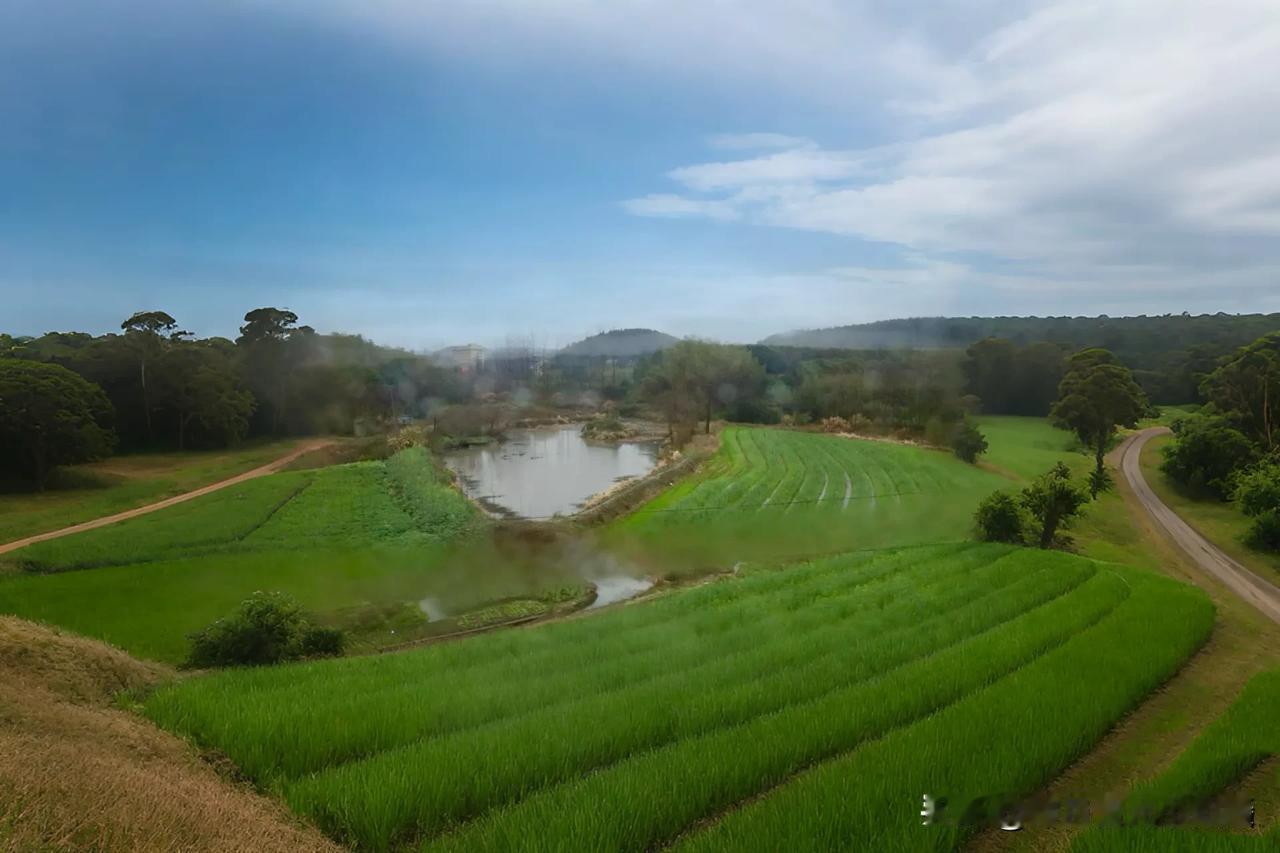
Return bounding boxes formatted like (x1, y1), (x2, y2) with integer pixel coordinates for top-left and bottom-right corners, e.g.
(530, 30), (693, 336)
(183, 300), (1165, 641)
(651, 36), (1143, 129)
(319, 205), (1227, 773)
(0, 439), (333, 556)
(1118, 427), (1280, 624)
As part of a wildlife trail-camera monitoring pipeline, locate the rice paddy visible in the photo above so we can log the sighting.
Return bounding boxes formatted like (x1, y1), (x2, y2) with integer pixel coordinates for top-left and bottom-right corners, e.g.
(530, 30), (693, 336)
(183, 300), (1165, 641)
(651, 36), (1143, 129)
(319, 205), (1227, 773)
(612, 427), (1011, 566)
(1071, 669), (1280, 851)
(144, 542), (1213, 852)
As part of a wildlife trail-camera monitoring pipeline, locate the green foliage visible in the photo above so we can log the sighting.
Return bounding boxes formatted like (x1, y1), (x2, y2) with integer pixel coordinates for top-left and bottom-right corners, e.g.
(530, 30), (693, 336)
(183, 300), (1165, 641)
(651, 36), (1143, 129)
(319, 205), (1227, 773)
(951, 419), (988, 463)
(1233, 459), (1280, 550)
(0, 360), (116, 489)
(641, 340), (766, 436)
(1199, 331), (1280, 452)
(1051, 348), (1148, 485)
(187, 591), (344, 668)
(1160, 414), (1257, 499)
(974, 491), (1026, 543)
(964, 337), (1066, 416)
(142, 545), (1211, 852)
(1022, 462), (1091, 548)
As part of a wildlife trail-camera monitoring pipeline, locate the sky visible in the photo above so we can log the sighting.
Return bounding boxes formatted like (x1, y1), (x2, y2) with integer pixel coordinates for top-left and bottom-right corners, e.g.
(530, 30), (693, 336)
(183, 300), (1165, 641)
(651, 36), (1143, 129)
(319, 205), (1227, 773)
(4, 0), (1280, 350)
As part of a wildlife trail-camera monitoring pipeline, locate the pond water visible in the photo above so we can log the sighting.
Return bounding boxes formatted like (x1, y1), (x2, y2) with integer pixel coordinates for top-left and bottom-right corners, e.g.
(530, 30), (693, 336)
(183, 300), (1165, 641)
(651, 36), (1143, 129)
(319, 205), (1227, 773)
(444, 425), (660, 519)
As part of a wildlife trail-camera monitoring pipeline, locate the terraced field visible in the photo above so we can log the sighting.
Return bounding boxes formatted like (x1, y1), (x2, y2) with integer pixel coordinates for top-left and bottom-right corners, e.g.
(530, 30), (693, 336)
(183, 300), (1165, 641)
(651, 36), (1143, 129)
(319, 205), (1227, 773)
(613, 427), (1011, 565)
(0, 448), (481, 661)
(1072, 669), (1280, 851)
(144, 542), (1213, 852)
(5, 448), (474, 573)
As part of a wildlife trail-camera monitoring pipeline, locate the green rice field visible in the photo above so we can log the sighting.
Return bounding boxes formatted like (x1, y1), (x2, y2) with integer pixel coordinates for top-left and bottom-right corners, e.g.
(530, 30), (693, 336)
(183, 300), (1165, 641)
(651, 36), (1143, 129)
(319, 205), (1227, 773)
(1072, 669), (1280, 851)
(612, 427), (1013, 566)
(144, 542), (1214, 852)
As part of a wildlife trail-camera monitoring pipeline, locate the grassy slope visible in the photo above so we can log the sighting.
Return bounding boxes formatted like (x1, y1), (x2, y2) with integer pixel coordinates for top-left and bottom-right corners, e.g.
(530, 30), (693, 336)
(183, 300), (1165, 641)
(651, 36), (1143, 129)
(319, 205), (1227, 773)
(143, 545), (1212, 853)
(0, 616), (339, 853)
(609, 427), (1010, 572)
(0, 449), (480, 662)
(969, 416), (1280, 853)
(0, 439), (305, 544)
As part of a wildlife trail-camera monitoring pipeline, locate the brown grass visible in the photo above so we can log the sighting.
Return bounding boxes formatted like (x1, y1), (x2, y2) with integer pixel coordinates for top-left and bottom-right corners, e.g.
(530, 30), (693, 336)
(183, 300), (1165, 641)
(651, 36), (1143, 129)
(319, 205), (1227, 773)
(0, 616), (342, 853)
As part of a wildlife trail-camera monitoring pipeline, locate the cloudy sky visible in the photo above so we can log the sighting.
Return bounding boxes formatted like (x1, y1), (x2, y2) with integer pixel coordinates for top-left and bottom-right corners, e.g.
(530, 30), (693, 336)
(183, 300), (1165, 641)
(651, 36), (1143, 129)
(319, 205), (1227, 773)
(4, 0), (1280, 348)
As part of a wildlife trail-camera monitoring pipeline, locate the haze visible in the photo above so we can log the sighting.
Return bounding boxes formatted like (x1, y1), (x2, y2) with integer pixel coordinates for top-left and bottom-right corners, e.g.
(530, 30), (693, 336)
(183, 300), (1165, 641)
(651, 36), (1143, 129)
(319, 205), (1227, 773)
(5, 0), (1280, 348)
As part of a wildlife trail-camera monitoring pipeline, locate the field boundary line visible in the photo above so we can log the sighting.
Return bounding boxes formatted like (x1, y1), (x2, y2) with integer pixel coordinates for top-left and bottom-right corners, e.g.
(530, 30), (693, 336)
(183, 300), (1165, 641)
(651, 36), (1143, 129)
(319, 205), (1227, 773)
(0, 439), (334, 555)
(412, 560), (1101, 849)
(658, 575), (1130, 850)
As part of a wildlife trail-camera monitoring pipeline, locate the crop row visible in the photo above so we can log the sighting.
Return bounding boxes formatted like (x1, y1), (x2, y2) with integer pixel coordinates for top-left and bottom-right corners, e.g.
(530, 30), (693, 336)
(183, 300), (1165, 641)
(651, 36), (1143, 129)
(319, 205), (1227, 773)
(296, 551), (1102, 850)
(7, 448), (475, 572)
(1071, 669), (1280, 852)
(670, 568), (1214, 852)
(145, 544), (995, 778)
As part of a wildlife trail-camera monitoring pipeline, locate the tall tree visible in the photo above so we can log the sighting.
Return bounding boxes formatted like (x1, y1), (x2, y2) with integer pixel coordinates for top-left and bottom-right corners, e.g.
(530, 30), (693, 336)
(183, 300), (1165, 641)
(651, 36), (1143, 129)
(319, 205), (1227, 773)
(236, 308), (314, 435)
(1200, 332), (1280, 453)
(643, 341), (765, 436)
(1050, 348), (1148, 495)
(160, 342), (256, 449)
(0, 361), (115, 489)
(120, 310), (179, 444)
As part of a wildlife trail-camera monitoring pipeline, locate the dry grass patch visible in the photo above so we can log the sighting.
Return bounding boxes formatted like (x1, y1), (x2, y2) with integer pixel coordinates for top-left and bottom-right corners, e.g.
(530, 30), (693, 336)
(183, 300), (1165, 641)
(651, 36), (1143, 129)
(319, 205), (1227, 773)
(0, 617), (340, 853)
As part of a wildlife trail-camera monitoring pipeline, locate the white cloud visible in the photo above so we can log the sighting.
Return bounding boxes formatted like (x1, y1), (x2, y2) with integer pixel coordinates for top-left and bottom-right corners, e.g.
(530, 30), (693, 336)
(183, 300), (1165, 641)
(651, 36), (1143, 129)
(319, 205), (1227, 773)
(620, 194), (741, 221)
(619, 0), (1280, 303)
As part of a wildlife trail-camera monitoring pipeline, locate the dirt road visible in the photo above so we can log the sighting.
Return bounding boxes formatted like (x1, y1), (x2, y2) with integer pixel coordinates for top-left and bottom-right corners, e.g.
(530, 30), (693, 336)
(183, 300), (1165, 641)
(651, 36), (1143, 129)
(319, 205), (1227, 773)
(1117, 427), (1280, 624)
(0, 440), (332, 556)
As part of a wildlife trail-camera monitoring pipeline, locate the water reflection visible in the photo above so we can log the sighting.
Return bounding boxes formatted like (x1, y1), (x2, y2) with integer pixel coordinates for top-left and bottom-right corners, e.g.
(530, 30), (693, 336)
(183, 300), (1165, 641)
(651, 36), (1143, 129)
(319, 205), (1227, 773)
(444, 425), (659, 519)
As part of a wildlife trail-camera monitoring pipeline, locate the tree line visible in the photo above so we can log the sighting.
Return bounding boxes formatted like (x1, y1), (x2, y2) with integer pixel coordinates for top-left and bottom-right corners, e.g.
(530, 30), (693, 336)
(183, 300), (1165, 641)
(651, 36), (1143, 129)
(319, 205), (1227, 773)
(0, 308), (466, 488)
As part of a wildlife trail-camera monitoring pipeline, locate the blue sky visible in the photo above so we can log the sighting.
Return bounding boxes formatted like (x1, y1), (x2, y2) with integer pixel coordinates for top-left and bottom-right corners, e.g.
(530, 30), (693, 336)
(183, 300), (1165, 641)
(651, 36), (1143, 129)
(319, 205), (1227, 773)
(5, 1), (1280, 349)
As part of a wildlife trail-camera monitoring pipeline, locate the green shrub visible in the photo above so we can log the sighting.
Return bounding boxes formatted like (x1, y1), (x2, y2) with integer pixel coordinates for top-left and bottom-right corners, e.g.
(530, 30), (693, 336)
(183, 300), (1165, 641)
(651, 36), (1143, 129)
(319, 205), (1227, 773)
(974, 491), (1025, 544)
(951, 420), (989, 464)
(1160, 414), (1256, 499)
(1234, 460), (1280, 550)
(187, 591), (344, 668)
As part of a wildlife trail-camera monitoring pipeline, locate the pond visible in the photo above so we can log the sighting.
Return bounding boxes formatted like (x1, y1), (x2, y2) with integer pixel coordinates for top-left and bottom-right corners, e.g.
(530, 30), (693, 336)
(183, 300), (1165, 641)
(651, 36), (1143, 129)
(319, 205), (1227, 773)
(444, 425), (660, 519)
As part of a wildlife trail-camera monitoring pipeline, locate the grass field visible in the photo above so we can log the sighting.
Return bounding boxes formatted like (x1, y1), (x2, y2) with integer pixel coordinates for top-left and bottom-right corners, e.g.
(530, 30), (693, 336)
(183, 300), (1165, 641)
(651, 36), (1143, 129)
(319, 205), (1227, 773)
(0, 439), (305, 544)
(1071, 669), (1280, 850)
(0, 449), (483, 661)
(143, 543), (1213, 852)
(5, 448), (474, 573)
(610, 427), (1012, 568)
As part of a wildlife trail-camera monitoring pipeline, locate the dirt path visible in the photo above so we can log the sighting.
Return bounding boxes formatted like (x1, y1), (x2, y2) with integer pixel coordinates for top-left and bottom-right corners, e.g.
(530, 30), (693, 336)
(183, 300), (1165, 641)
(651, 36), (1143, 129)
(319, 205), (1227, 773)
(1117, 427), (1280, 624)
(0, 440), (333, 556)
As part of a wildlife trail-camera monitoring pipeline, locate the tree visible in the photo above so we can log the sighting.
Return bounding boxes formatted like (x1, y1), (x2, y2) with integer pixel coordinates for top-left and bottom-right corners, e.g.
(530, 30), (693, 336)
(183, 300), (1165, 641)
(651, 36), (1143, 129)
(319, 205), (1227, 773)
(1160, 414), (1257, 499)
(236, 308), (314, 435)
(1021, 462), (1089, 549)
(161, 342), (256, 449)
(120, 310), (180, 444)
(186, 591), (344, 668)
(0, 361), (115, 489)
(1200, 332), (1280, 452)
(643, 341), (765, 437)
(1050, 348), (1148, 496)
(975, 491), (1025, 543)
(951, 419), (988, 463)
(1233, 461), (1280, 550)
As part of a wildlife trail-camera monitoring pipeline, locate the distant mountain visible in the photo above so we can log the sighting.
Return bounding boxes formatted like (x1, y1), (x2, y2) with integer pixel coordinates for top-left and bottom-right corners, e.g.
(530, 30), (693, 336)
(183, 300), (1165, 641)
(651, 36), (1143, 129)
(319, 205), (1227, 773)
(559, 328), (679, 358)
(761, 313), (1280, 352)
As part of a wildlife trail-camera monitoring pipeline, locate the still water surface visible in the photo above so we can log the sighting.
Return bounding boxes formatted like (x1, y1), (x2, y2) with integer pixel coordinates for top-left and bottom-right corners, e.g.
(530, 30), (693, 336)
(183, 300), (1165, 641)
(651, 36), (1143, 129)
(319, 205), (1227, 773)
(444, 425), (659, 519)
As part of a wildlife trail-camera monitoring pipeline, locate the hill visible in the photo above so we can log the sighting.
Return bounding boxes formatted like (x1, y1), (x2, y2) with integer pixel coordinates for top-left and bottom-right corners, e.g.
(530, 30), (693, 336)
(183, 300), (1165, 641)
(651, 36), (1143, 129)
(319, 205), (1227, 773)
(559, 328), (678, 358)
(762, 313), (1280, 353)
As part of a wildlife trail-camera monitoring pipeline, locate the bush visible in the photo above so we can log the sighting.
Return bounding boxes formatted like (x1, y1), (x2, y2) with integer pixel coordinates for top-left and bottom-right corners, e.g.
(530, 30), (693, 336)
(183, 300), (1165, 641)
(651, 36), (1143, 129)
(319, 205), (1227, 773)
(1022, 462), (1090, 549)
(187, 591), (344, 668)
(1234, 460), (1280, 551)
(975, 491), (1026, 544)
(1160, 415), (1257, 499)
(951, 420), (988, 464)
